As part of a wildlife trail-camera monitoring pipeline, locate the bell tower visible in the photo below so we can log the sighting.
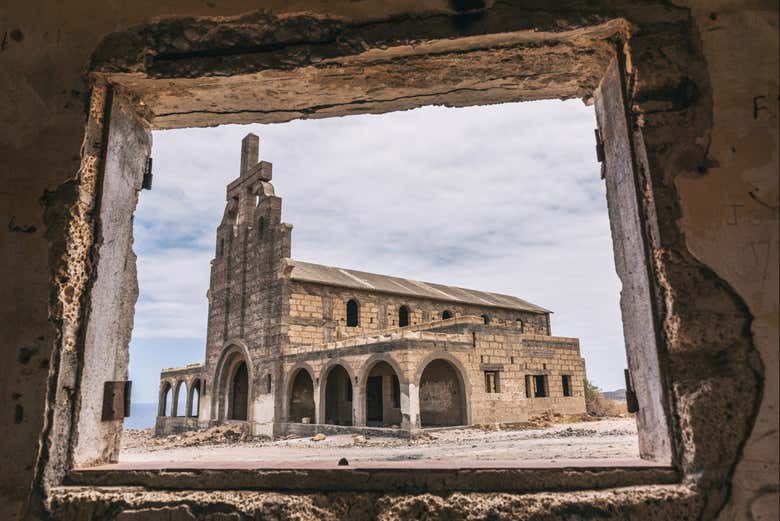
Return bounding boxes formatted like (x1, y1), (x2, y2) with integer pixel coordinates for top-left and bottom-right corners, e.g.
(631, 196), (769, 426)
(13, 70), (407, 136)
(201, 134), (292, 432)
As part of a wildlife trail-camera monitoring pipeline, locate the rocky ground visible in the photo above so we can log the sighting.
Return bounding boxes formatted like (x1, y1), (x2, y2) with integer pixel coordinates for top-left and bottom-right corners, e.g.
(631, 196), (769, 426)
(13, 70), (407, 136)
(120, 415), (639, 465)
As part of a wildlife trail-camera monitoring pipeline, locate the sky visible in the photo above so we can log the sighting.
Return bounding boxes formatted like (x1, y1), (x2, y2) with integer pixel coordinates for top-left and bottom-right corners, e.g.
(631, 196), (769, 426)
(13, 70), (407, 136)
(129, 99), (627, 404)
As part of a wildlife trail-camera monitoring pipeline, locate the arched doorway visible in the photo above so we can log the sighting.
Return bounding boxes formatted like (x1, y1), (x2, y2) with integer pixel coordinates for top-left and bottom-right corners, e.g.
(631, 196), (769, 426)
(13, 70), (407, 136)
(215, 345), (252, 423)
(323, 365), (353, 425)
(229, 362), (249, 420)
(364, 361), (402, 427)
(419, 359), (466, 427)
(288, 369), (315, 423)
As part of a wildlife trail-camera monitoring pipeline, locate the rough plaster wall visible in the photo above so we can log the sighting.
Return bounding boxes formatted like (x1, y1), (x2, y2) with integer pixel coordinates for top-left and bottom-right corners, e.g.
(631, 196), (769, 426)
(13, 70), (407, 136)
(0, 1), (777, 521)
(45, 485), (703, 520)
(671, 3), (779, 519)
(73, 93), (150, 467)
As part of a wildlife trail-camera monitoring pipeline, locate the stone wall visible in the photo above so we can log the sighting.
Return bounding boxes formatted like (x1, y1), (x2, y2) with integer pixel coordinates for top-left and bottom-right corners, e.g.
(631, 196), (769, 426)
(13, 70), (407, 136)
(278, 323), (585, 429)
(284, 280), (550, 352)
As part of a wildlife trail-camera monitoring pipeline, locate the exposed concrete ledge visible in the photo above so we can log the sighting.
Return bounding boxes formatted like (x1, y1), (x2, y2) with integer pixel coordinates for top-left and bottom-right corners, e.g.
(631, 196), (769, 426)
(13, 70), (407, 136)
(66, 462), (678, 493)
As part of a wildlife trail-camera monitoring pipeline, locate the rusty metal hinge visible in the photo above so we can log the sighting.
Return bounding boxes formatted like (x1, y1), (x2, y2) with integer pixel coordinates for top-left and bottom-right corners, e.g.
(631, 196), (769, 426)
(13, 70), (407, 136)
(624, 369), (639, 413)
(102, 381), (132, 421)
(141, 157), (153, 190)
(594, 128), (606, 179)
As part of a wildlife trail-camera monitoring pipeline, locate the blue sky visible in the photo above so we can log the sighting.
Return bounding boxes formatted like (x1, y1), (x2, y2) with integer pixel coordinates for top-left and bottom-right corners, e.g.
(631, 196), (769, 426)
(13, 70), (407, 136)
(129, 100), (627, 404)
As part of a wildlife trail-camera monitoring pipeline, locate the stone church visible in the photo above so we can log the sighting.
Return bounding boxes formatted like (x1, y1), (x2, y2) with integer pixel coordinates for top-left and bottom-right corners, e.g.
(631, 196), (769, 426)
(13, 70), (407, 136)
(155, 134), (587, 437)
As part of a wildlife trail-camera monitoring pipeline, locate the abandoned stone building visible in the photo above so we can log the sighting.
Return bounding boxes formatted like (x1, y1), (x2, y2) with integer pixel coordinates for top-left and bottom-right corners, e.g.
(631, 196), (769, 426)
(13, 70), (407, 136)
(2, 1), (777, 520)
(155, 134), (587, 437)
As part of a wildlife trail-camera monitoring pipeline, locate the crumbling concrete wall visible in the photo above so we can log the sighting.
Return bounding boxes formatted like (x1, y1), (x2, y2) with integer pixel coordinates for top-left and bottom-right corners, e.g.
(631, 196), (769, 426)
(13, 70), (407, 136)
(0, 1), (776, 520)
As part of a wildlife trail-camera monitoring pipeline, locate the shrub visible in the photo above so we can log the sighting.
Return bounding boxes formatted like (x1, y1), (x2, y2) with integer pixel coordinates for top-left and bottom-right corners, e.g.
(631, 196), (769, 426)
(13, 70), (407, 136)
(584, 378), (626, 417)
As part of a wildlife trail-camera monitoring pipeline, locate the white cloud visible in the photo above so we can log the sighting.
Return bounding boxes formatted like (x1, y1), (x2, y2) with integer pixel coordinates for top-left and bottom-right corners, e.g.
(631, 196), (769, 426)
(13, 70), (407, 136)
(129, 100), (627, 402)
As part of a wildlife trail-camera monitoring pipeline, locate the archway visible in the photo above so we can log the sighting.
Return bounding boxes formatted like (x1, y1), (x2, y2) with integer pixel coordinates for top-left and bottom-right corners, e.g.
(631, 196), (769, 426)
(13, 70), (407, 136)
(288, 369), (315, 423)
(159, 382), (172, 416)
(174, 381), (187, 417)
(229, 362), (249, 420)
(214, 343), (253, 423)
(188, 379), (201, 417)
(364, 361), (401, 427)
(323, 364), (353, 426)
(419, 359), (466, 427)
(442, 310), (453, 320)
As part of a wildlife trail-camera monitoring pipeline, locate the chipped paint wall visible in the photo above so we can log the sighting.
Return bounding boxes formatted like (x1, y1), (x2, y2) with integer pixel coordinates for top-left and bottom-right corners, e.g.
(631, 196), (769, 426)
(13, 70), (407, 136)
(0, 1), (776, 520)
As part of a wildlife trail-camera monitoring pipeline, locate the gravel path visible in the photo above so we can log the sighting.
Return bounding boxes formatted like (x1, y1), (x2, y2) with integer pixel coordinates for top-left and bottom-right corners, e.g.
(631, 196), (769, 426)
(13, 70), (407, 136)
(120, 417), (639, 465)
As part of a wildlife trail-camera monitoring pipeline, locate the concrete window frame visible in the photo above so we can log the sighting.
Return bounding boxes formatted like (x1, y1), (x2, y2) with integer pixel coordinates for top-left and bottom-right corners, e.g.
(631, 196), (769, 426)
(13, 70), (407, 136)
(35, 6), (760, 507)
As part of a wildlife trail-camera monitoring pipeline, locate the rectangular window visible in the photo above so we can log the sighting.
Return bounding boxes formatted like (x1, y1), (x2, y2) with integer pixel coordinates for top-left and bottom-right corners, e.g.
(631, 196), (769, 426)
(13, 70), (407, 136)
(68, 49), (678, 486)
(484, 371), (500, 393)
(562, 375), (572, 397)
(533, 375), (548, 398)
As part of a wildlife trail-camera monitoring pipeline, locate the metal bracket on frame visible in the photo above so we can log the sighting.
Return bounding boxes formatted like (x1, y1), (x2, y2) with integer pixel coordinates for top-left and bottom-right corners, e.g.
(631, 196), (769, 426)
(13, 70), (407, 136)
(101, 381), (132, 421)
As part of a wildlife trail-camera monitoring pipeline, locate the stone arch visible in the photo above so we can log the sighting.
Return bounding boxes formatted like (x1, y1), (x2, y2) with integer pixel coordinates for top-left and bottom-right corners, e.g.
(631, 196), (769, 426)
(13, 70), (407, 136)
(158, 380), (173, 417)
(287, 366), (316, 423)
(358, 354), (406, 427)
(212, 341), (254, 422)
(442, 310), (453, 320)
(319, 360), (356, 426)
(187, 378), (201, 417)
(415, 352), (471, 427)
(358, 353), (408, 388)
(173, 380), (188, 417)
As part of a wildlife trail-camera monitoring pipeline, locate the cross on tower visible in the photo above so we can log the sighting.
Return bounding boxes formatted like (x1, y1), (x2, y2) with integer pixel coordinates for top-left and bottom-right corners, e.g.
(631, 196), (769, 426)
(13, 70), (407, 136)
(226, 133), (274, 224)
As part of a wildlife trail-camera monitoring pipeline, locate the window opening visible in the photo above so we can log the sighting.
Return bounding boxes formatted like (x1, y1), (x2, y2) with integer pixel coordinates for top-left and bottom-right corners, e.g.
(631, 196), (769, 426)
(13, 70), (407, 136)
(398, 305), (410, 327)
(484, 371), (500, 393)
(533, 375), (548, 398)
(113, 87), (661, 473)
(346, 299), (359, 327)
(562, 375), (572, 397)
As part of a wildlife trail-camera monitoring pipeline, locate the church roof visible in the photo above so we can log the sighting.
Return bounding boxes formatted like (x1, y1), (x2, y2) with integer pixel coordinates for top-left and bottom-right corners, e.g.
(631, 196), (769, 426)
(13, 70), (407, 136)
(286, 259), (551, 314)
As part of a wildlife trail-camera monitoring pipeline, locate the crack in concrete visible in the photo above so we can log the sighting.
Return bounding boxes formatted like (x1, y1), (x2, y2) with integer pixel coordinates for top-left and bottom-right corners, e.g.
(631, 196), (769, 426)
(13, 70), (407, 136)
(153, 82), (560, 120)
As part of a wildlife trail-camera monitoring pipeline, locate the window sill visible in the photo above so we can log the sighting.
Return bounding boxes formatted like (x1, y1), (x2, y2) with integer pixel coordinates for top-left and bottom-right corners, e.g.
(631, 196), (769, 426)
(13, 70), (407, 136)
(69, 459), (678, 493)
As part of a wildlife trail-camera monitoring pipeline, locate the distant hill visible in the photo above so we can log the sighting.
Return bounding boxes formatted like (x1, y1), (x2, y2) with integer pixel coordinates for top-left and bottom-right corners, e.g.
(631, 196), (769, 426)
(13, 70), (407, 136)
(603, 389), (627, 401)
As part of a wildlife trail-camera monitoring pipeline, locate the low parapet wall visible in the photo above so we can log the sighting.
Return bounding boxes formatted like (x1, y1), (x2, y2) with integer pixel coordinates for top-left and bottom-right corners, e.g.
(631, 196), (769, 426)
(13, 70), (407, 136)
(154, 416), (200, 436)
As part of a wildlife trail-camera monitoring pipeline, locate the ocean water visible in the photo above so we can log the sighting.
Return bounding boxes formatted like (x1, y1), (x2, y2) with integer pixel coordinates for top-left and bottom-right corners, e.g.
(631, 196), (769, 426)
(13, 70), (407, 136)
(124, 402), (157, 430)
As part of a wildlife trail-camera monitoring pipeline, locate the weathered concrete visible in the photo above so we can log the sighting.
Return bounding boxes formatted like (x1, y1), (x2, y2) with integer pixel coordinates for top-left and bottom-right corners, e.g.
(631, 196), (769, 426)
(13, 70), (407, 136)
(0, 1), (776, 520)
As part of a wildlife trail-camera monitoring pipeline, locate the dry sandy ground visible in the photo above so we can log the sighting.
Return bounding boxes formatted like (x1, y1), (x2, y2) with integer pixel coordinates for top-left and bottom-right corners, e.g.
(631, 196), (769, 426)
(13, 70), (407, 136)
(120, 417), (639, 466)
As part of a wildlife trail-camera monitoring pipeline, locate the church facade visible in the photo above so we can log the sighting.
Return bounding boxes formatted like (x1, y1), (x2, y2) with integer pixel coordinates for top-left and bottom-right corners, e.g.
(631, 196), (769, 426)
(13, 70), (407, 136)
(155, 134), (587, 437)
